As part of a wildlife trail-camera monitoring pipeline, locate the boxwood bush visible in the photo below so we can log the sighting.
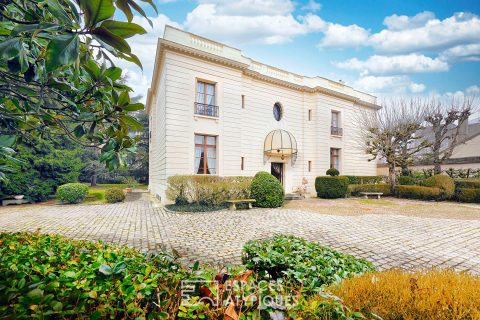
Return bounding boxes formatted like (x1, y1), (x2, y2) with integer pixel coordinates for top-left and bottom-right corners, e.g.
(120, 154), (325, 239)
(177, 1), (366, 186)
(397, 176), (417, 185)
(424, 174), (455, 199)
(396, 185), (442, 200)
(347, 183), (392, 196)
(56, 183), (89, 204)
(456, 188), (480, 203)
(326, 168), (339, 176)
(105, 188), (126, 203)
(242, 235), (374, 293)
(344, 175), (384, 185)
(250, 171), (284, 207)
(315, 176), (349, 198)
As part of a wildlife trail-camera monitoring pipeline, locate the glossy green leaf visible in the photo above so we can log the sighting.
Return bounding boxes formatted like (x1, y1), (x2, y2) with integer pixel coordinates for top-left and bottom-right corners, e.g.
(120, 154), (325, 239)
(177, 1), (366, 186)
(100, 20), (146, 39)
(122, 103), (144, 111)
(92, 27), (131, 52)
(46, 0), (72, 26)
(0, 38), (23, 60)
(104, 67), (122, 81)
(12, 23), (61, 35)
(116, 0), (133, 22)
(127, 0), (152, 27)
(119, 115), (143, 130)
(99, 264), (112, 276)
(45, 34), (79, 72)
(79, 0), (115, 27)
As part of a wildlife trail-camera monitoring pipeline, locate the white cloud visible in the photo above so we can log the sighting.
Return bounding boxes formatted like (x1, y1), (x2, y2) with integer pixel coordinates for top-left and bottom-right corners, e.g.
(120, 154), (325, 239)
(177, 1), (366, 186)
(466, 85), (480, 95)
(383, 11), (435, 30)
(198, 0), (294, 16)
(439, 43), (480, 62)
(114, 14), (181, 101)
(370, 12), (480, 53)
(318, 23), (369, 48)
(335, 54), (449, 75)
(301, 0), (321, 12)
(353, 75), (425, 95)
(184, 3), (312, 44)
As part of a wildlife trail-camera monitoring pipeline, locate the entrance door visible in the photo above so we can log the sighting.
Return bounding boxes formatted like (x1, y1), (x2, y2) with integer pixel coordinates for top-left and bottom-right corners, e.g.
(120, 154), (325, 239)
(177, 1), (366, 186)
(271, 162), (284, 185)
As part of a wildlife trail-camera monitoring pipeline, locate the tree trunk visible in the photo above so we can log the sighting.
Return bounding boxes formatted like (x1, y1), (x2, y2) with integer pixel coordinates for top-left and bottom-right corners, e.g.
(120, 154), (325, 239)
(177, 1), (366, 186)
(90, 174), (97, 187)
(388, 162), (396, 193)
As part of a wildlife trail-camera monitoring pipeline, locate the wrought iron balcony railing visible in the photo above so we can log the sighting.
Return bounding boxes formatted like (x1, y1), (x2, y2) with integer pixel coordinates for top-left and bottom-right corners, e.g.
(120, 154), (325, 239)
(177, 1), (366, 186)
(331, 126), (343, 136)
(194, 102), (219, 117)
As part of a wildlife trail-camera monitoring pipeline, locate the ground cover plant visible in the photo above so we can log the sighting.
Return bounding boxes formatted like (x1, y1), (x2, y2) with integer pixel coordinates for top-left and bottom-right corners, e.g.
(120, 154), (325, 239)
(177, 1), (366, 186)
(105, 188), (126, 203)
(0, 232), (186, 319)
(329, 269), (480, 320)
(242, 235), (375, 293)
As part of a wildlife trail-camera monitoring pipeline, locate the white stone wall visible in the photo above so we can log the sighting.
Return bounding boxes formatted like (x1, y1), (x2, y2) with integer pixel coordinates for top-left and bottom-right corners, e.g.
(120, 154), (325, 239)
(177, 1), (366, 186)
(148, 50), (378, 202)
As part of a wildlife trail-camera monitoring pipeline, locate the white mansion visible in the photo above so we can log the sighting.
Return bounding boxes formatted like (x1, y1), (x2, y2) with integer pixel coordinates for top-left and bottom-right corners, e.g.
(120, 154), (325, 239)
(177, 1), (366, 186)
(147, 26), (380, 202)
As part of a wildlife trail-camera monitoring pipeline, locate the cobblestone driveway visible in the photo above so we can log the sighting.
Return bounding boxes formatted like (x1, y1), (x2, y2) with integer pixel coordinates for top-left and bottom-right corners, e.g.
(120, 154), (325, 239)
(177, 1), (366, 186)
(1, 192), (479, 274)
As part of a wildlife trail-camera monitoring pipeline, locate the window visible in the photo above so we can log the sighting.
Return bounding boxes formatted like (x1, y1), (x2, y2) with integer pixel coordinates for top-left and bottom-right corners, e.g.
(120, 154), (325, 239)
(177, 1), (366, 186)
(241, 157), (244, 170)
(195, 81), (218, 117)
(195, 134), (216, 174)
(330, 148), (340, 170)
(242, 95), (245, 109)
(273, 102), (282, 121)
(308, 161), (312, 172)
(308, 109), (312, 121)
(331, 111), (342, 136)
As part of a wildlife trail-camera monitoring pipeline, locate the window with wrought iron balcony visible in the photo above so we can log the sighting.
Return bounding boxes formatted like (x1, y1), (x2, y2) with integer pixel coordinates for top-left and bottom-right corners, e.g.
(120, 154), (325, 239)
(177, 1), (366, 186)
(195, 80), (219, 117)
(331, 111), (343, 136)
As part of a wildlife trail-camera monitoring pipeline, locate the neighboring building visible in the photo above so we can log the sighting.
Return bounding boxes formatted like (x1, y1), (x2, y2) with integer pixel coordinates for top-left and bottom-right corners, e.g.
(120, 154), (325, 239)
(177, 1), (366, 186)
(377, 117), (480, 175)
(147, 26), (381, 202)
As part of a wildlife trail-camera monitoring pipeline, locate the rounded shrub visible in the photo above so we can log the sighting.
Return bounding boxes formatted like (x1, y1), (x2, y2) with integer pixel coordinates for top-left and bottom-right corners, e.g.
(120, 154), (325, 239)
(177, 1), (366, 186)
(396, 185), (441, 200)
(56, 183), (89, 204)
(424, 174), (455, 199)
(315, 176), (349, 199)
(105, 188), (126, 203)
(326, 168), (340, 176)
(250, 171), (284, 208)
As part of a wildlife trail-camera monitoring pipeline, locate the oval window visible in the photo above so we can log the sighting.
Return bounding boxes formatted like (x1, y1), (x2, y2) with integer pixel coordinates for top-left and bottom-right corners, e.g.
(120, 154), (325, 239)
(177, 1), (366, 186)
(273, 102), (282, 121)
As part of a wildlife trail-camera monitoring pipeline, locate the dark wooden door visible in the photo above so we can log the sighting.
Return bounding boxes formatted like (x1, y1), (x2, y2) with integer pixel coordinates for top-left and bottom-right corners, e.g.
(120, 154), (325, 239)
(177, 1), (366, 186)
(271, 162), (284, 185)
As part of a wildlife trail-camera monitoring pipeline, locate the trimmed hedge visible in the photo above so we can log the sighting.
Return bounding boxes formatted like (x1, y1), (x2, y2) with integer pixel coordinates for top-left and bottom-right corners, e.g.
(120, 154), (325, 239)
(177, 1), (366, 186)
(397, 176), (417, 185)
(457, 188), (480, 203)
(424, 175), (455, 199)
(250, 171), (284, 208)
(315, 176), (349, 199)
(344, 175), (384, 185)
(396, 185), (442, 200)
(105, 188), (126, 203)
(454, 179), (480, 189)
(166, 175), (252, 206)
(348, 184), (392, 196)
(56, 183), (89, 204)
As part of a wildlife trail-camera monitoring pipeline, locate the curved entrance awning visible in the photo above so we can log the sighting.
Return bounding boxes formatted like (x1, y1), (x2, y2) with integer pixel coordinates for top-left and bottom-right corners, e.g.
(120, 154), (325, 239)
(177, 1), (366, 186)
(264, 129), (298, 165)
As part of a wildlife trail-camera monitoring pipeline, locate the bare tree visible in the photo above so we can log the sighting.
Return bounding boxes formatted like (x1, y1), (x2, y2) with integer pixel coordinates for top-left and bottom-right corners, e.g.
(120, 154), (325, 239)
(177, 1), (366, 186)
(359, 99), (429, 190)
(423, 97), (476, 174)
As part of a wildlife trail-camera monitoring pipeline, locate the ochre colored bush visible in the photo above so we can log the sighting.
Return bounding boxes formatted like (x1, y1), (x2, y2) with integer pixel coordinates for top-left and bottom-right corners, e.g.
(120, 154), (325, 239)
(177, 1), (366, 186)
(424, 174), (455, 199)
(250, 171), (284, 208)
(105, 188), (126, 203)
(457, 188), (480, 203)
(315, 176), (349, 198)
(329, 269), (480, 320)
(348, 184), (392, 196)
(56, 183), (89, 204)
(454, 179), (480, 189)
(344, 175), (384, 185)
(166, 175), (252, 205)
(396, 185), (441, 200)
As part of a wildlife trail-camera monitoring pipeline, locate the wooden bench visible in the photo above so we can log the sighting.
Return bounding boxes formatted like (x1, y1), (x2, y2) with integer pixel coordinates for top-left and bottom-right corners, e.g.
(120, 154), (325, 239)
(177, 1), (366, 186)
(359, 192), (383, 199)
(225, 199), (256, 210)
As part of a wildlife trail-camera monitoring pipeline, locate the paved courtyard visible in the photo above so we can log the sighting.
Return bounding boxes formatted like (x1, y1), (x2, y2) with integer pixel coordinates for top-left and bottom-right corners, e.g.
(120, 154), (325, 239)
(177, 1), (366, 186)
(1, 191), (479, 274)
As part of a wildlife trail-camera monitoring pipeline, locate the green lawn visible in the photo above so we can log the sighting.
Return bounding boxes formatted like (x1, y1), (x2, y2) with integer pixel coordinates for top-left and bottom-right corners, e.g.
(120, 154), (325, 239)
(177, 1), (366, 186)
(84, 183), (147, 204)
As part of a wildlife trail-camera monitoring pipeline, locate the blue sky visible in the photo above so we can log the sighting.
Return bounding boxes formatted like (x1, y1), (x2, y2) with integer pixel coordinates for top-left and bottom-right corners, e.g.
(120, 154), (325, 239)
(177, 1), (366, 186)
(120, 0), (480, 101)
